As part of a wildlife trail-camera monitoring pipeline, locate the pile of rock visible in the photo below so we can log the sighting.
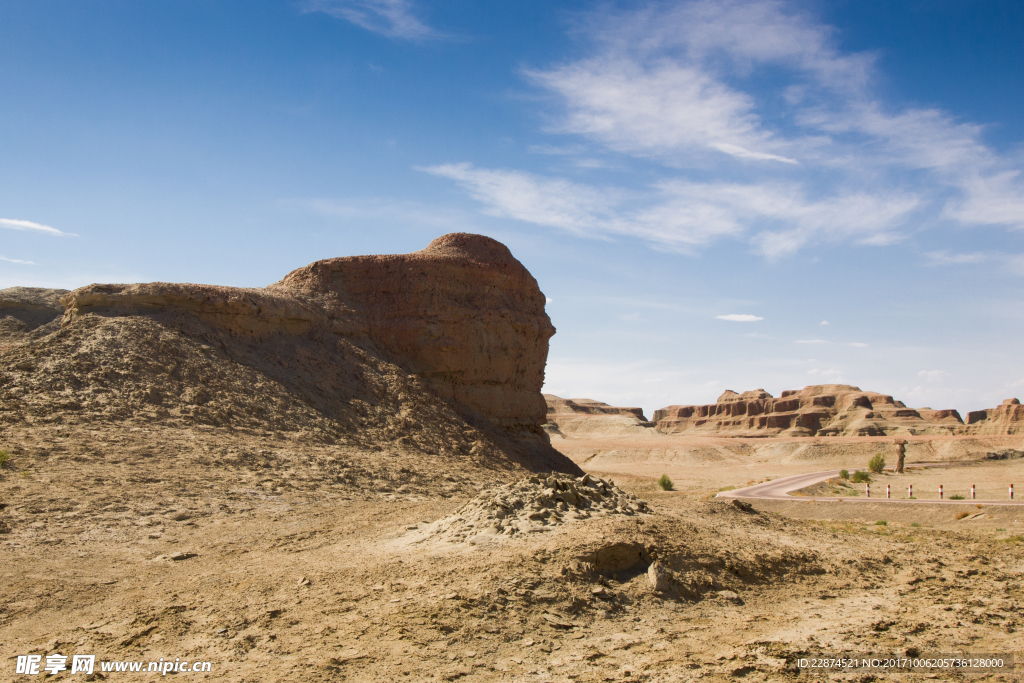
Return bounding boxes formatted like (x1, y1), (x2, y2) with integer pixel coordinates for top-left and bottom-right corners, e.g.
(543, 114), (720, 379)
(413, 474), (649, 544)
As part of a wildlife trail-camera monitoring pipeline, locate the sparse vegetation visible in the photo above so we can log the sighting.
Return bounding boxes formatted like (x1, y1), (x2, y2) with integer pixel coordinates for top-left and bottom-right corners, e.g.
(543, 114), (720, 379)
(1001, 535), (1024, 543)
(718, 485), (736, 492)
(839, 469), (849, 480)
(949, 494), (966, 500)
(875, 520), (887, 526)
(956, 511), (970, 520)
(851, 470), (870, 483)
(868, 453), (886, 473)
(0, 449), (9, 469)
(911, 522), (921, 527)
(657, 474), (674, 491)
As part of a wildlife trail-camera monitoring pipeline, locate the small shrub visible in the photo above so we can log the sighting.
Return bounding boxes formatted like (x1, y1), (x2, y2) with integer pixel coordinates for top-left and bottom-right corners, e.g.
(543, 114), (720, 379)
(851, 470), (870, 483)
(1002, 535), (1024, 543)
(0, 449), (9, 469)
(839, 469), (850, 480)
(875, 520), (887, 526)
(911, 522), (921, 527)
(868, 453), (886, 473)
(949, 494), (965, 500)
(657, 474), (674, 491)
(718, 485), (736, 492)
(956, 511), (970, 520)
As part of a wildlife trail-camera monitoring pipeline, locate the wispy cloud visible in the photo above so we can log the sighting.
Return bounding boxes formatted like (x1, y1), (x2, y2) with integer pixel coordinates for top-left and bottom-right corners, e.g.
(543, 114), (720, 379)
(918, 369), (949, 382)
(716, 314), (763, 322)
(427, 0), (1024, 258)
(0, 256), (36, 265)
(794, 339), (826, 344)
(304, 0), (435, 40)
(0, 218), (75, 237)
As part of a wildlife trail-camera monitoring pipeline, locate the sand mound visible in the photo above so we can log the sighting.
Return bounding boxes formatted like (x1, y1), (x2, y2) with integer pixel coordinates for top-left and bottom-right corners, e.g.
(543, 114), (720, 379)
(407, 473), (649, 545)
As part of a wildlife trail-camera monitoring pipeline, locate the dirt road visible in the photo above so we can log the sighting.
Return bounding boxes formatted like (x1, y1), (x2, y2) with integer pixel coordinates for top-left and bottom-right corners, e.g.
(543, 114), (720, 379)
(717, 466), (1024, 504)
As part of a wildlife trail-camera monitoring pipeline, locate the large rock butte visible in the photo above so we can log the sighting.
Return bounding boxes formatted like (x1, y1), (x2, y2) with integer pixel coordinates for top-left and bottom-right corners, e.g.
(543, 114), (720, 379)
(2, 234), (577, 473)
(653, 385), (968, 437)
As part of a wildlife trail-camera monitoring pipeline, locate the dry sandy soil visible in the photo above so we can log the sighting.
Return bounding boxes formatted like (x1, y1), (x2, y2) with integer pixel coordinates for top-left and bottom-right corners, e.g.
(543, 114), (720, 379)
(3, 426), (1024, 682)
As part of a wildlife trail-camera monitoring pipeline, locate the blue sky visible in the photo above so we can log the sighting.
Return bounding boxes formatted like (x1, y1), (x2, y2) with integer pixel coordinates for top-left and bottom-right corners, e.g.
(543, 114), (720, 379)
(2, 0), (1023, 418)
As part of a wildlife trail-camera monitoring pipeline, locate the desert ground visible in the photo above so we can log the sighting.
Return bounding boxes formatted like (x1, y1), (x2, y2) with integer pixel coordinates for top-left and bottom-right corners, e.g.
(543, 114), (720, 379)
(4, 426), (1024, 682)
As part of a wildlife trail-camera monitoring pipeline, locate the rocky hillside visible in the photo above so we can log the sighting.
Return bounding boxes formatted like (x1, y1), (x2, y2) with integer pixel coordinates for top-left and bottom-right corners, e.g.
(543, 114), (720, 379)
(653, 385), (967, 437)
(543, 395), (656, 439)
(0, 233), (579, 476)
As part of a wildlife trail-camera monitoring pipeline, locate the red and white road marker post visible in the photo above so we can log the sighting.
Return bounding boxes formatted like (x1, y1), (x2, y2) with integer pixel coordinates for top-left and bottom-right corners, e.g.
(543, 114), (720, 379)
(908, 484), (913, 498)
(886, 484), (891, 499)
(939, 484), (944, 500)
(1011, 484), (1014, 500)
(971, 484), (976, 500)
(866, 483), (870, 498)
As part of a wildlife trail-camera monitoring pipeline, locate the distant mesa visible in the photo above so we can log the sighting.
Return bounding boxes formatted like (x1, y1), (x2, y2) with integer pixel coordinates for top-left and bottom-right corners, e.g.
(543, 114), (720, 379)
(0, 233), (580, 474)
(653, 385), (969, 437)
(539, 386), (1023, 441)
(543, 395), (655, 439)
(964, 398), (1024, 435)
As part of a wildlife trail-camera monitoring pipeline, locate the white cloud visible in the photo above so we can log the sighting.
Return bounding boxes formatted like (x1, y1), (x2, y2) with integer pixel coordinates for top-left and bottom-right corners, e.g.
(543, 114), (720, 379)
(820, 320), (828, 325)
(845, 342), (867, 348)
(0, 256), (35, 265)
(925, 250), (988, 266)
(715, 314), (763, 322)
(421, 164), (916, 255)
(918, 369), (949, 382)
(545, 297), (553, 304)
(794, 339), (826, 344)
(304, 0), (434, 40)
(0, 218), (74, 237)
(428, 0), (1024, 260)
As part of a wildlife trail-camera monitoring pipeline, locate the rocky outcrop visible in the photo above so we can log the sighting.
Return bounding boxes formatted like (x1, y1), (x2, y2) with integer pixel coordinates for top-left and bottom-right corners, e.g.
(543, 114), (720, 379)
(0, 287), (68, 346)
(275, 233), (555, 445)
(963, 399), (1024, 435)
(4, 234), (577, 474)
(544, 395), (656, 438)
(654, 385), (964, 437)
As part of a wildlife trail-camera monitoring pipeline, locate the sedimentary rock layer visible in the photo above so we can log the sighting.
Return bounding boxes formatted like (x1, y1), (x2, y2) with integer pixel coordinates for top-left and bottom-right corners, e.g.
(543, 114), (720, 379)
(964, 399), (1024, 435)
(653, 385), (965, 437)
(2, 234), (576, 473)
(543, 395), (655, 438)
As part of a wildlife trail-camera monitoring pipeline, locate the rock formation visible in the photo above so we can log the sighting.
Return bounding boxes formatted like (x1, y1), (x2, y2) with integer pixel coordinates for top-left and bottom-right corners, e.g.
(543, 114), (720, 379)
(543, 395), (656, 438)
(0, 287), (67, 346)
(963, 399), (1024, 435)
(653, 385), (965, 437)
(1, 233), (578, 474)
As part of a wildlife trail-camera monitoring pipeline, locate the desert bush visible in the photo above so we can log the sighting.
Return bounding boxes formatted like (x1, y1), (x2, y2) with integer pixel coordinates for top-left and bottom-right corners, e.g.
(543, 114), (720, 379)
(0, 450), (8, 468)
(657, 474), (674, 491)
(949, 494), (965, 500)
(956, 511), (970, 520)
(875, 520), (887, 526)
(839, 469), (849, 480)
(868, 453), (886, 473)
(911, 522), (921, 527)
(718, 485), (735, 492)
(851, 470), (870, 483)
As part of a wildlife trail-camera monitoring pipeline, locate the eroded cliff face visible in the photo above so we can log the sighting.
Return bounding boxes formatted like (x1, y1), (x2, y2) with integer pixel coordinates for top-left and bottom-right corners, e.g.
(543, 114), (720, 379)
(5, 234), (573, 473)
(653, 385), (965, 437)
(543, 395), (655, 439)
(964, 399), (1024, 435)
(274, 233), (555, 444)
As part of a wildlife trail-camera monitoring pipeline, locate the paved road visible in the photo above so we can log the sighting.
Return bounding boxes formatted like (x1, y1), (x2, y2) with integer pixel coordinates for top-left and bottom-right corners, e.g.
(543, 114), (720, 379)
(715, 467), (1024, 505)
